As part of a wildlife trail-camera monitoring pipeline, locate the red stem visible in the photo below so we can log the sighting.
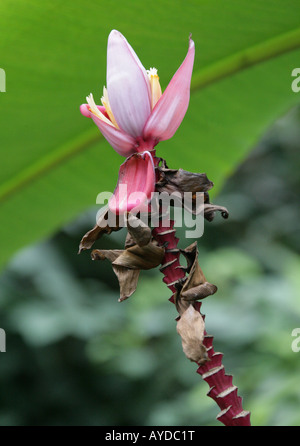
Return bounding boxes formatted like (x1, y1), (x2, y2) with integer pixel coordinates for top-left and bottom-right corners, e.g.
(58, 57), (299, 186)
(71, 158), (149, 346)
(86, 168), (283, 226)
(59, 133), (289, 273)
(152, 218), (251, 426)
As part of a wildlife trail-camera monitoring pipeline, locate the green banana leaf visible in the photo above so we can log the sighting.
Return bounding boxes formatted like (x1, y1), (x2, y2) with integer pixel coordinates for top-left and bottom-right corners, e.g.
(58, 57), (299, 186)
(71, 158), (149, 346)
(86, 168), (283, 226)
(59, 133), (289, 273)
(0, 0), (299, 269)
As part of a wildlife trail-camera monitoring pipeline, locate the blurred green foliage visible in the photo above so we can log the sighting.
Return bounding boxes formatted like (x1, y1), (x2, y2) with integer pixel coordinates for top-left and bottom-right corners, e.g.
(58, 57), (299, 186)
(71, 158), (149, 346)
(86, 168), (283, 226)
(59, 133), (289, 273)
(1, 108), (300, 426)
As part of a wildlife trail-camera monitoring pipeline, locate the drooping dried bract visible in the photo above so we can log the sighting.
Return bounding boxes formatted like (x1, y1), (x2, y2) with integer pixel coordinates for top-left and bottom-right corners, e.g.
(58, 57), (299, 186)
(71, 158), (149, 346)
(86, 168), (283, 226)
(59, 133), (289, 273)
(176, 304), (207, 365)
(91, 218), (164, 302)
(178, 242), (217, 301)
(127, 213), (152, 247)
(155, 159), (229, 221)
(112, 243), (164, 270)
(78, 208), (121, 253)
(156, 158), (214, 194)
(91, 249), (140, 302)
(173, 241), (215, 365)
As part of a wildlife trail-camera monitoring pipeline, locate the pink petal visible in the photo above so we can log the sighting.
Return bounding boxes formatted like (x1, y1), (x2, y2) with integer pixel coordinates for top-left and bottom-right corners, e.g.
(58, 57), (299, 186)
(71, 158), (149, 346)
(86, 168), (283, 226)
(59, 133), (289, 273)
(80, 104), (137, 157)
(80, 103), (93, 118)
(143, 37), (195, 141)
(109, 151), (155, 214)
(107, 30), (151, 138)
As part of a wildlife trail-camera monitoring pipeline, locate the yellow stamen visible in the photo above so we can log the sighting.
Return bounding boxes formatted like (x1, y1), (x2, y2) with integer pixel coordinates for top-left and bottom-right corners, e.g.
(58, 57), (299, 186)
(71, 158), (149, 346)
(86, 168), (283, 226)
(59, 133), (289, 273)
(86, 93), (114, 127)
(101, 86), (119, 129)
(147, 67), (162, 109)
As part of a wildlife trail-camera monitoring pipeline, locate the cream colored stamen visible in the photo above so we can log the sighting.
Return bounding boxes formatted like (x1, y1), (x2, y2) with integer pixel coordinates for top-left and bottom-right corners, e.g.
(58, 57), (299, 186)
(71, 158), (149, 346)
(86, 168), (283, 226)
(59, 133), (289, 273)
(101, 86), (119, 129)
(147, 67), (162, 109)
(86, 93), (114, 127)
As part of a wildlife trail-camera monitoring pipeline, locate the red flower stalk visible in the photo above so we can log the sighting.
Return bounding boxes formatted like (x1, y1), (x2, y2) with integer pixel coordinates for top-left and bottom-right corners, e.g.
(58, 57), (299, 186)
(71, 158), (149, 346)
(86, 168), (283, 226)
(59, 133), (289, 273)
(152, 217), (251, 426)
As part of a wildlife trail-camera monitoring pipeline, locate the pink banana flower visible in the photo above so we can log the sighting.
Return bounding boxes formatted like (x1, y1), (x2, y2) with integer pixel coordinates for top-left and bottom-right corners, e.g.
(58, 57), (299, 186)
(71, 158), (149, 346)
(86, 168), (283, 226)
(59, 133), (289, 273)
(80, 30), (195, 214)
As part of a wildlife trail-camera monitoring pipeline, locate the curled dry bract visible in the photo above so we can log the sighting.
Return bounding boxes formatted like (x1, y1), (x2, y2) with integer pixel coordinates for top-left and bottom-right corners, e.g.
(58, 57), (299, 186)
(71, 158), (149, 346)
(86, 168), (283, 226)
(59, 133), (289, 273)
(91, 219), (164, 302)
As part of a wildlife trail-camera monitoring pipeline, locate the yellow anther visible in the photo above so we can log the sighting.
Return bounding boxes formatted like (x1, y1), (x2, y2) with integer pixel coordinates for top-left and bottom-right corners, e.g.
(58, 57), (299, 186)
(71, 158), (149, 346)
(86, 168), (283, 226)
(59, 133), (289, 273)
(147, 67), (162, 109)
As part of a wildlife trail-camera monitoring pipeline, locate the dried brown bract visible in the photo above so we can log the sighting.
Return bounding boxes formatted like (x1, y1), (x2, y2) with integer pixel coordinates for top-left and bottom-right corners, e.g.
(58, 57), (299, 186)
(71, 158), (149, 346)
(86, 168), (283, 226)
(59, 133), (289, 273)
(155, 158), (229, 221)
(176, 304), (207, 365)
(91, 249), (140, 302)
(78, 208), (121, 253)
(156, 158), (214, 194)
(173, 241), (217, 365)
(178, 242), (217, 301)
(91, 218), (164, 302)
(126, 213), (152, 247)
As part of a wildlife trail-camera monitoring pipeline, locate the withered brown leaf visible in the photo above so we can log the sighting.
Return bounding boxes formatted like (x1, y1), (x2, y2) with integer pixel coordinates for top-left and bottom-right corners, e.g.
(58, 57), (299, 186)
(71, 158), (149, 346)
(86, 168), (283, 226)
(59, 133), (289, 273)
(91, 237), (164, 301)
(78, 208), (120, 253)
(156, 159), (214, 195)
(91, 249), (140, 302)
(155, 158), (229, 221)
(179, 242), (217, 301)
(113, 243), (164, 270)
(176, 304), (208, 364)
(127, 213), (152, 247)
(204, 203), (229, 222)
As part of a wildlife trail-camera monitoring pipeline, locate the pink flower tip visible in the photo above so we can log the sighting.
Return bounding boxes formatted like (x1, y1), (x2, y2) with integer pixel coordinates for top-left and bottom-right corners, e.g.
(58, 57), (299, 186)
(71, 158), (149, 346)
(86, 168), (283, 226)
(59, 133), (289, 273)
(80, 104), (91, 118)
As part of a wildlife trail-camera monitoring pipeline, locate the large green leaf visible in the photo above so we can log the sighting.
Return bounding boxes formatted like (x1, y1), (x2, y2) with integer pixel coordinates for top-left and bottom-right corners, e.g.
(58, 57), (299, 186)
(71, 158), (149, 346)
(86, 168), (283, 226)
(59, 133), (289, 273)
(0, 0), (300, 268)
